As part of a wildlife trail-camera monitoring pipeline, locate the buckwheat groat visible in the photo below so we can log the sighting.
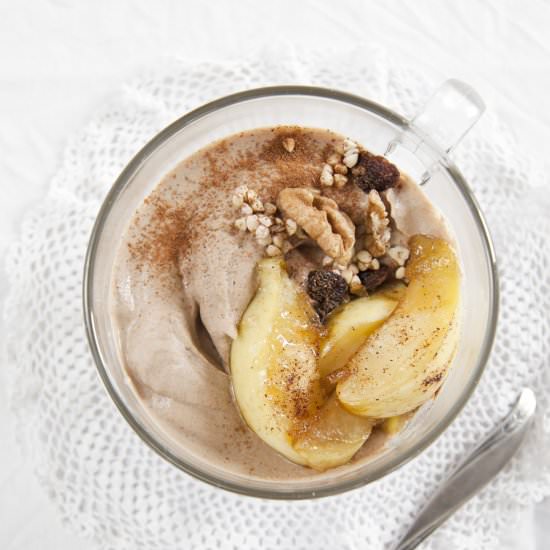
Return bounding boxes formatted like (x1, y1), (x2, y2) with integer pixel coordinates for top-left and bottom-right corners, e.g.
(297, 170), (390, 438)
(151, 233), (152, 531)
(111, 126), (456, 478)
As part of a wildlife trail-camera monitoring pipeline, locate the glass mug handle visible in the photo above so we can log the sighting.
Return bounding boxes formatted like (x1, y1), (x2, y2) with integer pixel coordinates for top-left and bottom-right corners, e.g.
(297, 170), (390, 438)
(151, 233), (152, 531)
(385, 79), (485, 184)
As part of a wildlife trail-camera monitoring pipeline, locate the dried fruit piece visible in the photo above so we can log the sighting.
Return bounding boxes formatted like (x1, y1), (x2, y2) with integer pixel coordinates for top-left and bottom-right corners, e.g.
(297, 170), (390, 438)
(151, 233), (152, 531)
(351, 152), (400, 193)
(358, 265), (392, 291)
(307, 270), (348, 321)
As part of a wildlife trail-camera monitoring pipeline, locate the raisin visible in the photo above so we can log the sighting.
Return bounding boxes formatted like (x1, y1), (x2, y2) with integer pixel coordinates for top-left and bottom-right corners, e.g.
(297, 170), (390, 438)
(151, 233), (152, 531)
(358, 265), (391, 291)
(351, 152), (400, 193)
(307, 270), (348, 322)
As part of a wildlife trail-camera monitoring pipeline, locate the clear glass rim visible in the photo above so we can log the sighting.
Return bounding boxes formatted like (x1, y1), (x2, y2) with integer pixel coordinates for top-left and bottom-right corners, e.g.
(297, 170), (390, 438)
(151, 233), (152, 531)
(83, 85), (499, 500)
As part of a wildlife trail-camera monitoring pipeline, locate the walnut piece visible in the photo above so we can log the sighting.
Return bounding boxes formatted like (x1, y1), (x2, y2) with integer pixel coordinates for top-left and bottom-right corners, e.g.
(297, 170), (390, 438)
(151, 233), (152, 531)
(358, 264), (392, 291)
(364, 189), (391, 257)
(277, 187), (355, 265)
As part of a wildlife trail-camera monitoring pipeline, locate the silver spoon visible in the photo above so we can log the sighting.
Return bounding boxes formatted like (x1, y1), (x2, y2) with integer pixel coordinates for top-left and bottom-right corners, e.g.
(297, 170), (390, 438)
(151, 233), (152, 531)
(396, 388), (536, 550)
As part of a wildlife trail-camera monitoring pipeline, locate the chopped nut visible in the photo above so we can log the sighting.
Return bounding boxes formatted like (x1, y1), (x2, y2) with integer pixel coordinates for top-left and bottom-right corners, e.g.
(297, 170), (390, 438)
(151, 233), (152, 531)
(234, 184), (248, 199)
(334, 163), (348, 175)
(350, 152), (400, 193)
(307, 270), (348, 321)
(277, 187), (356, 264)
(349, 275), (365, 296)
(255, 224), (270, 240)
(320, 163), (334, 187)
(264, 202), (277, 215)
(370, 258), (380, 270)
(356, 250), (373, 264)
(246, 189), (258, 202)
(271, 218), (286, 233)
(387, 245), (410, 266)
(322, 255), (334, 267)
(250, 198), (264, 212)
(266, 244), (282, 257)
(285, 218), (297, 236)
(326, 152), (341, 165)
(246, 214), (259, 232)
(365, 230), (391, 258)
(364, 190), (391, 257)
(295, 226), (308, 239)
(272, 234), (285, 248)
(282, 137), (295, 153)
(232, 194), (244, 208)
(234, 218), (247, 232)
(358, 265), (391, 291)
(349, 263), (359, 275)
(343, 139), (358, 153)
(341, 268), (354, 284)
(258, 215), (273, 227)
(333, 174), (348, 188)
(355, 249), (373, 271)
(395, 266), (406, 279)
(343, 152), (359, 168)
(257, 234), (272, 246)
(241, 203), (253, 216)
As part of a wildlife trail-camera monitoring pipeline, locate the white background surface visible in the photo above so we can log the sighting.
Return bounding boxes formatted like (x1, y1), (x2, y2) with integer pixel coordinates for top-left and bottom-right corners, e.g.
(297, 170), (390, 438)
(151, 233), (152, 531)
(1, 1), (549, 548)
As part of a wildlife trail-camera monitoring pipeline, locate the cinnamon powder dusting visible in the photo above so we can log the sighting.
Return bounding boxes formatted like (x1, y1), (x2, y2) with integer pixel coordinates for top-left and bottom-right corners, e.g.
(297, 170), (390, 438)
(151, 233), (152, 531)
(127, 196), (194, 274)
(125, 126), (331, 281)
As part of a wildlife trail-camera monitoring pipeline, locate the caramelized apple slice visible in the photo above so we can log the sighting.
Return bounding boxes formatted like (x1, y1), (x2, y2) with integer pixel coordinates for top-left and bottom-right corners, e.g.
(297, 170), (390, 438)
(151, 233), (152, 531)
(230, 258), (322, 465)
(382, 413), (411, 435)
(292, 393), (375, 471)
(337, 235), (460, 418)
(377, 281), (407, 302)
(318, 295), (398, 380)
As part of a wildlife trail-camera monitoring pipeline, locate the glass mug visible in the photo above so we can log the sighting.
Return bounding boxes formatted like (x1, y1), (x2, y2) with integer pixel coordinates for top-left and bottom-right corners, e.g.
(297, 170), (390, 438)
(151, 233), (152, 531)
(83, 81), (498, 499)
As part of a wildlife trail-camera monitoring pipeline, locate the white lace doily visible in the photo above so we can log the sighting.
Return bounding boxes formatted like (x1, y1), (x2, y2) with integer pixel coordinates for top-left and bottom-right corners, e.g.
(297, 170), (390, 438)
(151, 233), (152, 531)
(4, 46), (550, 550)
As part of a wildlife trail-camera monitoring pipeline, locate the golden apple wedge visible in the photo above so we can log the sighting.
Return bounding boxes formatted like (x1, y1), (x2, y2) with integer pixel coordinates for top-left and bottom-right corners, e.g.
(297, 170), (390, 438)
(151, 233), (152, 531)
(230, 258), (322, 465)
(318, 295), (398, 380)
(337, 235), (460, 418)
(292, 393), (375, 471)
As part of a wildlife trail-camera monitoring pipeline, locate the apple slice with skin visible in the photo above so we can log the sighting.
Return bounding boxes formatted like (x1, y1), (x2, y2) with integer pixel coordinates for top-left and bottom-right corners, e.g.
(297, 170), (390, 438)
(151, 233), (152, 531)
(337, 235), (460, 418)
(230, 258), (322, 466)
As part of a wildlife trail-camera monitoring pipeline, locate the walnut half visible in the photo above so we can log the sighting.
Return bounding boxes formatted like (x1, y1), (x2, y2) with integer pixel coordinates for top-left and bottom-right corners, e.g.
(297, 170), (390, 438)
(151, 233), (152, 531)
(277, 188), (355, 265)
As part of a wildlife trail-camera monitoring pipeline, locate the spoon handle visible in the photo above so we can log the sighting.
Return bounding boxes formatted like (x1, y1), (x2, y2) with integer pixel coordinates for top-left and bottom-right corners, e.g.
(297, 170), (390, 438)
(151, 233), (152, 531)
(396, 388), (536, 550)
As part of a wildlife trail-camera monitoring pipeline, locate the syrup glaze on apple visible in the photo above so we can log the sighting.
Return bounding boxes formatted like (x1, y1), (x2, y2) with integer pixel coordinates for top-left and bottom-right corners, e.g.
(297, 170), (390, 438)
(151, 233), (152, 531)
(111, 126), (456, 479)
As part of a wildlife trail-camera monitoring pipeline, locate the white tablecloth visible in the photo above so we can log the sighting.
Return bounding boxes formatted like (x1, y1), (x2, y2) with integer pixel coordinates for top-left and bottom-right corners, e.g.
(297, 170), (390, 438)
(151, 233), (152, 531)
(1, 1), (549, 548)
